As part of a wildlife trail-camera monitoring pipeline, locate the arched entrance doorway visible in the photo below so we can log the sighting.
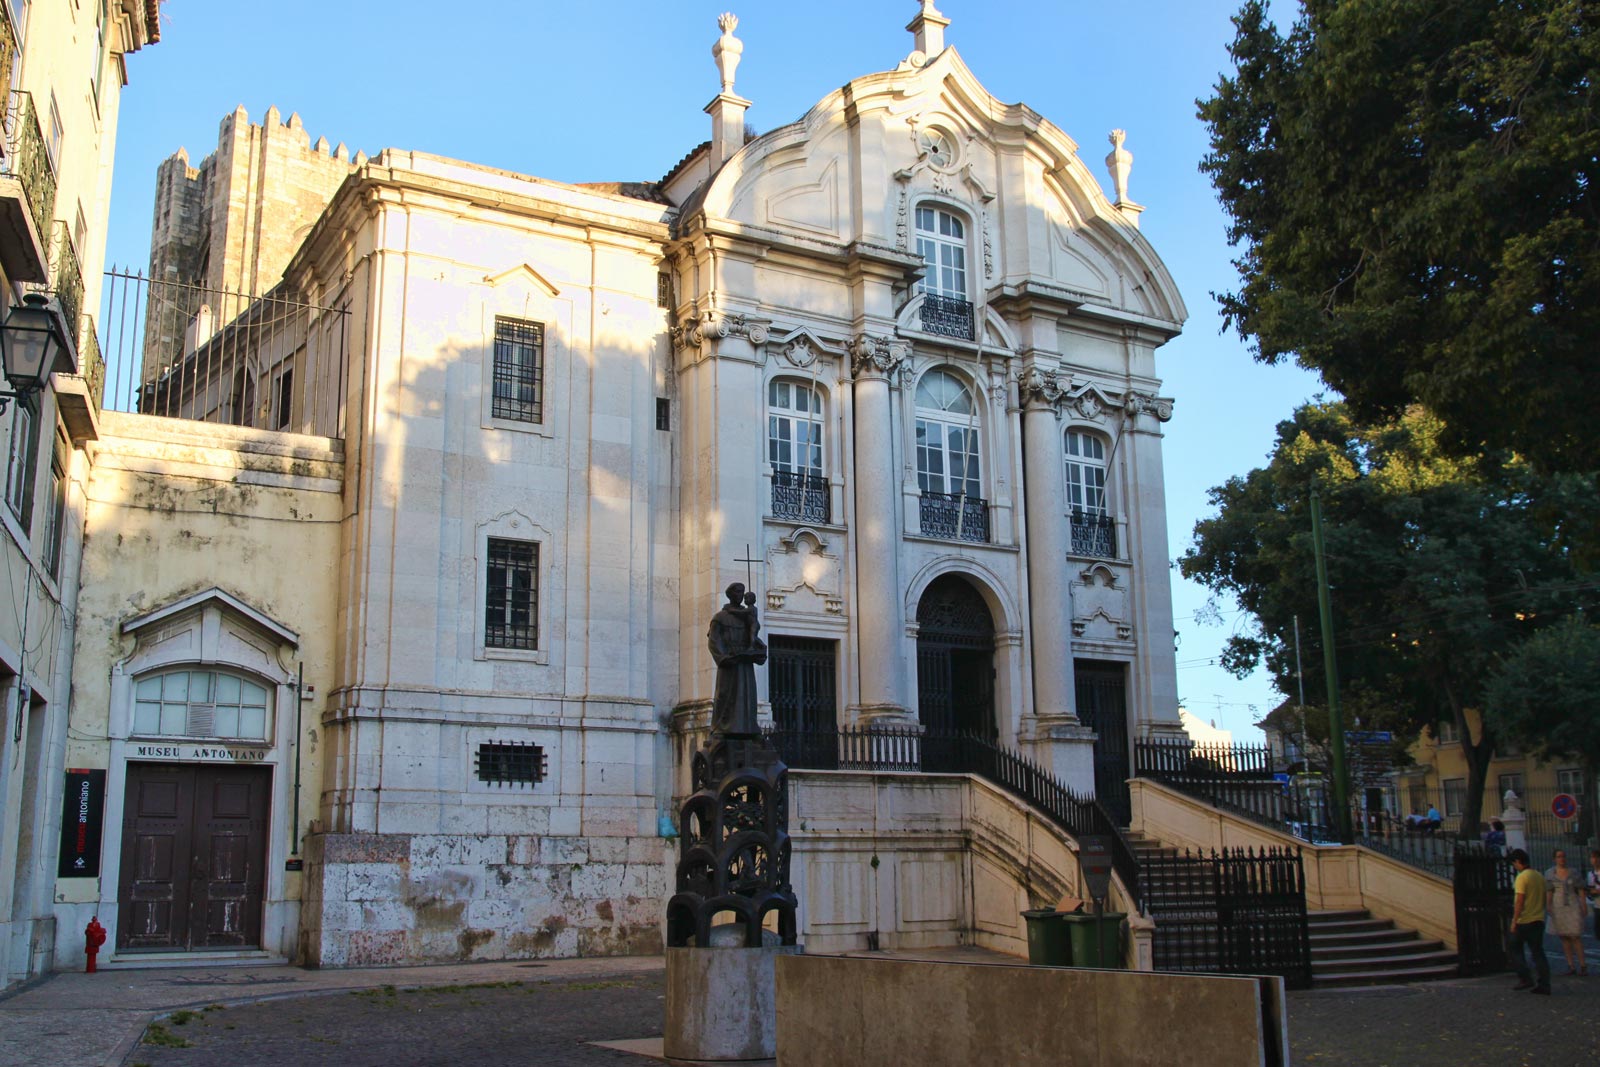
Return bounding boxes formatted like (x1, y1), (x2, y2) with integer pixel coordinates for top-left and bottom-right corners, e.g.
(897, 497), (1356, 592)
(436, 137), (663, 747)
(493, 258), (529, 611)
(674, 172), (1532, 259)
(915, 574), (996, 740)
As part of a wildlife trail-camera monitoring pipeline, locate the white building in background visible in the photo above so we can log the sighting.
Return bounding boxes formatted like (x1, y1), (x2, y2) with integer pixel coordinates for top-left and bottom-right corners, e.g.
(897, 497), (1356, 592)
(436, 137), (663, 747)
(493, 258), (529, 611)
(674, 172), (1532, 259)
(55, 4), (1187, 969)
(0, 0), (159, 990)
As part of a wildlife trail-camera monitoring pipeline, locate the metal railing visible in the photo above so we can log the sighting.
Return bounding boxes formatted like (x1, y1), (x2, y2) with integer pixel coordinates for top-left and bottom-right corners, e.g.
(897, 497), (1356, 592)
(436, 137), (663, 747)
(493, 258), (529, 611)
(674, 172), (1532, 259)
(1142, 846), (1312, 989)
(2, 91), (58, 255)
(1135, 738), (1287, 823)
(770, 469), (830, 524)
(765, 723), (1142, 911)
(79, 313), (104, 408)
(98, 269), (352, 438)
(1069, 510), (1116, 558)
(46, 222), (83, 355)
(920, 491), (989, 543)
(919, 293), (975, 341)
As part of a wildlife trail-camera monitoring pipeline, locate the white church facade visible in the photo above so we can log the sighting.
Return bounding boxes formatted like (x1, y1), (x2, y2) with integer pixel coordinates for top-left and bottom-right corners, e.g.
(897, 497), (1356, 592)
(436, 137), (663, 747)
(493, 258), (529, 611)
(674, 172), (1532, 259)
(53, 4), (1186, 968)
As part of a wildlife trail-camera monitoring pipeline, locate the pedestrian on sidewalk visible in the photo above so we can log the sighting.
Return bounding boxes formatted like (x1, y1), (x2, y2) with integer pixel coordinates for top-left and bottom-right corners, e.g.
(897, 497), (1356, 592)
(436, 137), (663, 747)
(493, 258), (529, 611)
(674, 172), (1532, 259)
(1509, 848), (1551, 994)
(1545, 849), (1588, 975)
(1587, 849), (1600, 942)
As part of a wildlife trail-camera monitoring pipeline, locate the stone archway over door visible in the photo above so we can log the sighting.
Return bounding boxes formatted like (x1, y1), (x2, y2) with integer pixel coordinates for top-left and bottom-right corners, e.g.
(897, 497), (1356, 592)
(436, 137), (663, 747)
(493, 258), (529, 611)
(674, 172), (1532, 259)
(915, 574), (996, 741)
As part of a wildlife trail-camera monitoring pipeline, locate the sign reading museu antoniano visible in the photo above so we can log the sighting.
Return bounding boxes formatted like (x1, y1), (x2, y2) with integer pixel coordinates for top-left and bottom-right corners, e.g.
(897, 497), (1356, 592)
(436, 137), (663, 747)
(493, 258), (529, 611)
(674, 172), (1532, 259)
(129, 742), (270, 762)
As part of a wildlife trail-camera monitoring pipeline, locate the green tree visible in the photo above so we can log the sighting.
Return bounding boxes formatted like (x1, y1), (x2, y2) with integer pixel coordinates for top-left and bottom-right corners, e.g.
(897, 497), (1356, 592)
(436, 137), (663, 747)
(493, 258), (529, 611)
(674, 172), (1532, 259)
(1182, 402), (1597, 833)
(1199, 1), (1600, 472)
(1483, 617), (1600, 839)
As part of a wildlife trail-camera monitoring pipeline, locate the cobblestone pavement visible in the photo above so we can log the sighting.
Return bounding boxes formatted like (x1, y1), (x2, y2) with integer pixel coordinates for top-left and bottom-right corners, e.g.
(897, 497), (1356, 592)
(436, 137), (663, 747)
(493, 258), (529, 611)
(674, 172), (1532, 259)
(120, 972), (666, 1067)
(1288, 940), (1600, 1067)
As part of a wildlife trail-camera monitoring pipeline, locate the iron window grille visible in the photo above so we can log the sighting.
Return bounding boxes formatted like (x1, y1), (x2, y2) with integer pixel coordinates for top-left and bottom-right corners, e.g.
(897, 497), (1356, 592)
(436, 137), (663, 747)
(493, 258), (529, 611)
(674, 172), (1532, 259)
(919, 293), (975, 340)
(920, 491), (989, 543)
(485, 537), (539, 650)
(656, 397), (671, 430)
(771, 469), (831, 523)
(1069, 510), (1116, 558)
(492, 317), (545, 423)
(475, 741), (548, 787)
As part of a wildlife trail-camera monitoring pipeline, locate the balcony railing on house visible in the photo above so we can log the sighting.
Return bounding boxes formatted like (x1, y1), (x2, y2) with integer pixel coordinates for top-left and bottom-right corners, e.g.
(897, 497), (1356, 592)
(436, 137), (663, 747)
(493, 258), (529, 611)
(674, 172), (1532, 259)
(918, 293), (975, 341)
(98, 268), (352, 438)
(2, 90), (58, 264)
(45, 221), (84, 354)
(766, 723), (1142, 912)
(771, 469), (830, 524)
(920, 491), (989, 543)
(79, 314), (104, 408)
(1069, 510), (1116, 558)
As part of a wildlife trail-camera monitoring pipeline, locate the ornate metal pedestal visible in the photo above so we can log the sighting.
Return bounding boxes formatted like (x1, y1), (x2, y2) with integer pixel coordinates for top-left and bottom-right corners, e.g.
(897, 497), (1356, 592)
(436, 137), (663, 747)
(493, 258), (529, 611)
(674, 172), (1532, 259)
(666, 735), (798, 948)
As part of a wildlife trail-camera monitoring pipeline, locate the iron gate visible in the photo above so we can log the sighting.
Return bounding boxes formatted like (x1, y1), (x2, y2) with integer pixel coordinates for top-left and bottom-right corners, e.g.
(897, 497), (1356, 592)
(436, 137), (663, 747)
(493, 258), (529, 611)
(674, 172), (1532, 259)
(1076, 661), (1131, 825)
(1453, 842), (1513, 975)
(1143, 846), (1312, 989)
(768, 637), (838, 770)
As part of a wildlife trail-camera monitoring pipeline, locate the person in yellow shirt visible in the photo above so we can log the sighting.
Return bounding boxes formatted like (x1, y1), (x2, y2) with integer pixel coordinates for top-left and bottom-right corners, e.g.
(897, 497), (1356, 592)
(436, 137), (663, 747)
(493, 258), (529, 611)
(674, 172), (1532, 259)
(1510, 849), (1551, 994)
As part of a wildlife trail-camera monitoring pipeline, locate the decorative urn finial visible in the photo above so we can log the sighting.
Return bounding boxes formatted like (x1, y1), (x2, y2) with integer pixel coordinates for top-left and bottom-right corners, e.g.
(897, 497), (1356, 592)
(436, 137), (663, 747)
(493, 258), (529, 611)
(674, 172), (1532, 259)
(713, 12), (744, 95)
(1105, 129), (1133, 204)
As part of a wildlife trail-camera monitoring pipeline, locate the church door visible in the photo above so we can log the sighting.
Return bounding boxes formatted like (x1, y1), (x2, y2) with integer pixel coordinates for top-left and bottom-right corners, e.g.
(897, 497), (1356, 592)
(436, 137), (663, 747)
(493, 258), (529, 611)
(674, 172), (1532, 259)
(117, 763), (270, 952)
(1075, 660), (1131, 825)
(768, 637), (838, 769)
(916, 575), (997, 741)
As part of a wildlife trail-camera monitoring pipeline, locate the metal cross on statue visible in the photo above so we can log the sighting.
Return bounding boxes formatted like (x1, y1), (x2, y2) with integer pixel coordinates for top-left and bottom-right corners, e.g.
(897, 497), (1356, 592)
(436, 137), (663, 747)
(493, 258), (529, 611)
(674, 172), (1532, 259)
(733, 543), (763, 597)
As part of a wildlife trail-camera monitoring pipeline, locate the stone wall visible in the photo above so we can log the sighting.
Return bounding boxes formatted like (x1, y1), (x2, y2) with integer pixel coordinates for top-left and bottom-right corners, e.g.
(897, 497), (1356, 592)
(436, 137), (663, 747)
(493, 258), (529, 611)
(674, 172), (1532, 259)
(299, 831), (669, 967)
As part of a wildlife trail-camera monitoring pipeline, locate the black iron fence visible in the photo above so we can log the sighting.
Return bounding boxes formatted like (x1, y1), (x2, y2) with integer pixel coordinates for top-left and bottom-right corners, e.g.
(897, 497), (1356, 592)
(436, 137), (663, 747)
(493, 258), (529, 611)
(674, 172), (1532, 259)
(765, 723), (1141, 912)
(918, 293), (975, 341)
(1134, 739), (1287, 826)
(1453, 841), (1513, 976)
(98, 269), (351, 437)
(1069, 511), (1116, 559)
(1143, 846), (1312, 990)
(919, 491), (989, 543)
(770, 469), (830, 524)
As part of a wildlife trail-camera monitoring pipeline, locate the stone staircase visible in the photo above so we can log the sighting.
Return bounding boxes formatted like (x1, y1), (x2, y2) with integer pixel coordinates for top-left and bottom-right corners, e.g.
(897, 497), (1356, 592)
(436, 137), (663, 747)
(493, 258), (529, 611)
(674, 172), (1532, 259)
(1123, 830), (1458, 986)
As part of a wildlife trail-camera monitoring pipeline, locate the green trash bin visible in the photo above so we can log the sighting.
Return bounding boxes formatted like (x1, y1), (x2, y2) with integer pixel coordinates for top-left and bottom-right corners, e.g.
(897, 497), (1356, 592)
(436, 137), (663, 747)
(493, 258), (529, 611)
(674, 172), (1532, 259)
(1062, 911), (1125, 969)
(1021, 909), (1071, 966)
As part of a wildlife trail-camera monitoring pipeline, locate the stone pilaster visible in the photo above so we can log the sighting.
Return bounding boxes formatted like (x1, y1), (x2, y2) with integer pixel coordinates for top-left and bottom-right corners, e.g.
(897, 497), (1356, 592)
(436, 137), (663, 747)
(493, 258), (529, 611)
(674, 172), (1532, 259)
(849, 334), (911, 725)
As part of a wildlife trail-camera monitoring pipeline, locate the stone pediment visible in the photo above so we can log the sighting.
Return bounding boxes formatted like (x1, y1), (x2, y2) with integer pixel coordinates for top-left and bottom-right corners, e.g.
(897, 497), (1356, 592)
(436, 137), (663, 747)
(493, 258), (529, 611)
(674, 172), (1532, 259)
(120, 587), (299, 681)
(482, 263), (561, 297)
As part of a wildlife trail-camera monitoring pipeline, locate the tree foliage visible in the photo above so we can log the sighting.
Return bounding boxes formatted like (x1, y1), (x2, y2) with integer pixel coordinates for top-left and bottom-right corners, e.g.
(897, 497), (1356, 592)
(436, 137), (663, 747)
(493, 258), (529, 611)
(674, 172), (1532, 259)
(1199, 1), (1600, 472)
(1483, 617), (1600, 769)
(1181, 401), (1599, 829)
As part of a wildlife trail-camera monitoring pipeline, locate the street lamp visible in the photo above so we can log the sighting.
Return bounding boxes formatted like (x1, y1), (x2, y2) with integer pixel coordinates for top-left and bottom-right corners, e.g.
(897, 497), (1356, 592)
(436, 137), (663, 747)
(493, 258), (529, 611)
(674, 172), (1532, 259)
(0, 292), (65, 413)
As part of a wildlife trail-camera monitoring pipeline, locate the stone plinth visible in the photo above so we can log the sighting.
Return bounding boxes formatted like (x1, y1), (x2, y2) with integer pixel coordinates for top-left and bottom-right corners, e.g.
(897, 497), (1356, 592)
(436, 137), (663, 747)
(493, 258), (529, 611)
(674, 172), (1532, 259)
(665, 945), (802, 1062)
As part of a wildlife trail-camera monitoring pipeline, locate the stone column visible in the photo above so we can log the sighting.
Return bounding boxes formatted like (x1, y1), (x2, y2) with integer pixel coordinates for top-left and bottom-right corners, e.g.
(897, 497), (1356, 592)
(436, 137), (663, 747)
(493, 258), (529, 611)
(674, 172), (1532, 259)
(849, 335), (910, 724)
(1017, 366), (1097, 791)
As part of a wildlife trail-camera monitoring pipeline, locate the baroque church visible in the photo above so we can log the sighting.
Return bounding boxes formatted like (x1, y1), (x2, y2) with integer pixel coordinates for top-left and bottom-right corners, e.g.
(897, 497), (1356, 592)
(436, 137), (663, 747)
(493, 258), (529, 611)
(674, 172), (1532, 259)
(50, 3), (1187, 969)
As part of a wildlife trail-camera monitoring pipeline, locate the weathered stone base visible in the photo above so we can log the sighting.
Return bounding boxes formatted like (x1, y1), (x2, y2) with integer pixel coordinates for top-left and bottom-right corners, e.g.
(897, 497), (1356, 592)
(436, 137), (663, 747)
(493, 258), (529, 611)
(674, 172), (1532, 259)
(665, 945), (803, 1061)
(299, 831), (670, 967)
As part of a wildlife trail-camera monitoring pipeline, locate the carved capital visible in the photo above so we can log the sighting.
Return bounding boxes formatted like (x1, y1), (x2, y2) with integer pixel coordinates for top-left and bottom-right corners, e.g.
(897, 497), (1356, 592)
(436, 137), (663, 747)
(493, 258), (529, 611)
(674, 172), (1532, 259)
(1018, 366), (1065, 412)
(849, 333), (909, 378)
(671, 313), (771, 351)
(1124, 391), (1175, 422)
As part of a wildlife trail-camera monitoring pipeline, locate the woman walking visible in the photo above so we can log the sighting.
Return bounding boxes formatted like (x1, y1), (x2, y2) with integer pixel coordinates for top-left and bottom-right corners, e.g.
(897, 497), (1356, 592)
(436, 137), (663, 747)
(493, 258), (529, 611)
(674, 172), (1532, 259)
(1545, 849), (1589, 975)
(1588, 849), (1600, 942)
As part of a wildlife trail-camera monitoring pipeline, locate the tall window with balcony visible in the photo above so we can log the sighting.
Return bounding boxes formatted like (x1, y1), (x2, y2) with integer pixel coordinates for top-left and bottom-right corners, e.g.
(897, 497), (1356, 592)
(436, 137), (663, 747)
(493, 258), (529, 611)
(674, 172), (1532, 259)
(915, 370), (987, 542)
(915, 205), (974, 341)
(768, 380), (828, 523)
(1065, 430), (1114, 557)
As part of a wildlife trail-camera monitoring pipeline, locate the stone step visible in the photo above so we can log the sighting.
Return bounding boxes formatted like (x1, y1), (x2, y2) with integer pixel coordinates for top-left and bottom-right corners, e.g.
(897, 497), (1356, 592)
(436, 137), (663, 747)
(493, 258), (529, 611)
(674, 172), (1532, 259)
(1313, 937), (1439, 962)
(1305, 909), (1372, 924)
(1314, 949), (1459, 975)
(1309, 927), (1416, 950)
(1312, 961), (1460, 988)
(1306, 917), (1395, 937)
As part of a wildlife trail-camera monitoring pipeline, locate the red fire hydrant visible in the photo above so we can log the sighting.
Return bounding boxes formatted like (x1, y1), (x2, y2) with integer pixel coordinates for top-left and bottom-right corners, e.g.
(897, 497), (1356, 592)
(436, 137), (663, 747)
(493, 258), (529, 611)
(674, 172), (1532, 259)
(84, 916), (106, 973)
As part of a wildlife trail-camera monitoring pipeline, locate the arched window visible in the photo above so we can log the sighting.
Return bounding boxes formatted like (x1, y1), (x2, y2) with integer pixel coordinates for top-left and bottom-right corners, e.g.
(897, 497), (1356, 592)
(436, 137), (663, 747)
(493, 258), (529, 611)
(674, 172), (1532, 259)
(915, 205), (975, 340)
(768, 380), (829, 522)
(132, 668), (273, 741)
(915, 370), (988, 542)
(1065, 430), (1115, 558)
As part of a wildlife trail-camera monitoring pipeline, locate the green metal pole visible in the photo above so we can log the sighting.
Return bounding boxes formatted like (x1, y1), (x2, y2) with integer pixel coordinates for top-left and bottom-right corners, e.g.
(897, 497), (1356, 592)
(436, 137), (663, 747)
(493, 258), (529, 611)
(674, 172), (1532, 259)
(1310, 488), (1352, 845)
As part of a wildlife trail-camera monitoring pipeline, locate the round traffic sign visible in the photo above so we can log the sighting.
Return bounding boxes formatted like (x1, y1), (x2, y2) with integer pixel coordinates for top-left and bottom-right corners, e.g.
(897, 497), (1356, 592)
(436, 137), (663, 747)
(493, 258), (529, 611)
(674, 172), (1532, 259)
(1552, 793), (1579, 820)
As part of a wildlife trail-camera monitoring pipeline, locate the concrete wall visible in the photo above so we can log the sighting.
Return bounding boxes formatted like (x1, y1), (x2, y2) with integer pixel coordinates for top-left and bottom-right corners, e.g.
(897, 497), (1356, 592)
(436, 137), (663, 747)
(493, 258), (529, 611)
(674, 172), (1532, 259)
(776, 954), (1284, 1067)
(1130, 777), (1457, 949)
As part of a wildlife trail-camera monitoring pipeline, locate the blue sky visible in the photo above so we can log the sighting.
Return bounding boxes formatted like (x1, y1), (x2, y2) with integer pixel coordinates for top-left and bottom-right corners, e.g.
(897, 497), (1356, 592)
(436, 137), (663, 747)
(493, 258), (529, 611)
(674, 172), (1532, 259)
(107, 1), (1326, 740)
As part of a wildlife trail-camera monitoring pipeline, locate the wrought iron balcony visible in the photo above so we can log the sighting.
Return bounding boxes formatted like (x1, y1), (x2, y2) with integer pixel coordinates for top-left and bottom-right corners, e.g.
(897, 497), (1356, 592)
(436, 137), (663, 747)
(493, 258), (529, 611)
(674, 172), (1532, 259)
(918, 292), (975, 341)
(47, 221), (84, 357)
(771, 469), (830, 524)
(1, 91), (58, 260)
(80, 314), (104, 408)
(920, 491), (989, 543)
(1069, 510), (1116, 558)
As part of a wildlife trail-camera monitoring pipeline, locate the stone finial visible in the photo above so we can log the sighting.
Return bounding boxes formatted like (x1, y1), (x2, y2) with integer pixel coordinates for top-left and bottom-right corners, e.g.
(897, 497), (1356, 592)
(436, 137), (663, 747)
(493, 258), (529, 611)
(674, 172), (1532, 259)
(314, 135), (330, 155)
(265, 104), (281, 127)
(335, 141), (350, 162)
(288, 111), (304, 130)
(1106, 130), (1132, 202)
(908, 0), (950, 59)
(713, 12), (743, 94)
(353, 150), (368, 166)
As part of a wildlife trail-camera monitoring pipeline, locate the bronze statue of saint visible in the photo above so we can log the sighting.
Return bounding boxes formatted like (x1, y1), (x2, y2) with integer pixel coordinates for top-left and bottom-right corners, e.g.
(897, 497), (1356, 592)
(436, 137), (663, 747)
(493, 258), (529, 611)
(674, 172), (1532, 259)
(708, 582), (767, 736)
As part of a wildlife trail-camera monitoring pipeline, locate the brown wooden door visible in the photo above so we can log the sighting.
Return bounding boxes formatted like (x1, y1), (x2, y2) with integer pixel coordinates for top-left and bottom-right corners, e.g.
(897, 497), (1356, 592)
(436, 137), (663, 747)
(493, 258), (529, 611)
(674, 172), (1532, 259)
(118, 763), (270, 952)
